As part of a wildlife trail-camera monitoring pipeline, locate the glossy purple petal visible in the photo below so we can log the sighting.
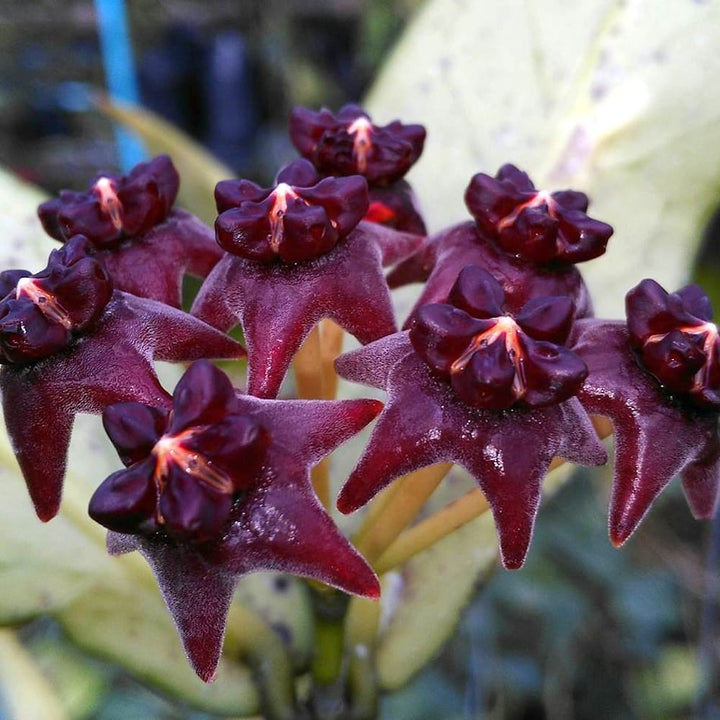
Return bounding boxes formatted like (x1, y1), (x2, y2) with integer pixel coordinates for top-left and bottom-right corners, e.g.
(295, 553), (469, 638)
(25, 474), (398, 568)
(0, 290), (244, 521)
(38, 156), (223, 308)
(98, 382), (384, 681)
(289, 104), (425, 185)
(465, 164), (613, 264)
(38, 155), (179, 246)
(192, 222), (422, 398)
(571, 319), (720, 545)
(336, 334), (606, 568)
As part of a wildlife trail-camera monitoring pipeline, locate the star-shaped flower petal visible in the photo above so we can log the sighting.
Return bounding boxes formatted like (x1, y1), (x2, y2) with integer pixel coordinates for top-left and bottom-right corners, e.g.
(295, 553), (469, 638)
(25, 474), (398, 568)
(336, 268), (607, 569)
(90, 360), (382, 681)
(38, 155), (223, 307)
(571, 279), (720, 546)
(192, 161), (423, 398)
(387, 163), (613, 327)
(289, 104), (427, 234)
(0, 236), (244, 521)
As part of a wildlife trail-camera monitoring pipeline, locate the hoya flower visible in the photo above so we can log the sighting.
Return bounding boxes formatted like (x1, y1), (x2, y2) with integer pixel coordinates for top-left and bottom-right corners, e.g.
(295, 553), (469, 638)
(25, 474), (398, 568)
(0, 235), (244, 521)
(90, 360), (382, 681)
(192, 160), (423, 398)
(37, 155), (223, 307)
(571, 279), (720, 546)
(388, 164), (614, 325)
(289, 104), (427, 234)
(336, 267), (607, 569)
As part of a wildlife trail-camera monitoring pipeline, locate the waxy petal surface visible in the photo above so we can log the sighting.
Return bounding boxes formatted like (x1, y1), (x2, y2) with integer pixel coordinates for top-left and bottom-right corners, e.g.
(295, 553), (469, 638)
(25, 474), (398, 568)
(336, 334), (606, 568)
(192, 222), (422, 398)
(0, 292), (244, 520)
(571, 319), (720, 545)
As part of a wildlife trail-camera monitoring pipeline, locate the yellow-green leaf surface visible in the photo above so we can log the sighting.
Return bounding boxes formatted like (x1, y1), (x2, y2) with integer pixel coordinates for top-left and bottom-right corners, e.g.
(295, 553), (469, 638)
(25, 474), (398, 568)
(97, 97), (236, 225)
(368, 0), (720, 317)
(374, 463), (575, 689)
(0, 630), (69, 720)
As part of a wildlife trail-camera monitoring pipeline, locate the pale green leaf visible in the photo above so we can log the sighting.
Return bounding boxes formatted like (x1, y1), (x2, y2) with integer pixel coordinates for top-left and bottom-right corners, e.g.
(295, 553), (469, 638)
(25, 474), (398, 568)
(368, 0), (720, 316)
(0, 629), (69, 720)
(97, 97), (236, 225)
(0, 167), (54, 271)
(58, 584), (262, 717)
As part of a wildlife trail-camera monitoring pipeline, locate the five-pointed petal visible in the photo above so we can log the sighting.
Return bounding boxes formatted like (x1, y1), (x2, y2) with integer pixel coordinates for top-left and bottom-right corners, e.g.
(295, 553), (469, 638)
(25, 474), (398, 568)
(192, 220), (422, 398)
(99, 361), (382, 681)
(1, 292), (244, 520)
(335, 333), (607, 569)
(571, 319), (720, 546)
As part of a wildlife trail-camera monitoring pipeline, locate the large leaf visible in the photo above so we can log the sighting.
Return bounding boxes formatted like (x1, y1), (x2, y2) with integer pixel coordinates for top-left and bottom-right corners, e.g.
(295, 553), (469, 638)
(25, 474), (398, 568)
(368, 0), (720, 317)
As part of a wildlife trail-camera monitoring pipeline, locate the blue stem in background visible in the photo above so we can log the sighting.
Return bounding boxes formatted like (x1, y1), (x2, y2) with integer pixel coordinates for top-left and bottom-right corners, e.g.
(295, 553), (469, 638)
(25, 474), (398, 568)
(94, 0), (146, 171)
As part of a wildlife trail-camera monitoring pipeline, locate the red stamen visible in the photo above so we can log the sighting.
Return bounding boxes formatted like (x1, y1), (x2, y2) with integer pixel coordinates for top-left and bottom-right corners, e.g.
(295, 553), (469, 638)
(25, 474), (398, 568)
(450, 316), (527, 398)
(15, 277), (72, 329)
(93, 177), (124, 231)
(348, 116), (373, 174)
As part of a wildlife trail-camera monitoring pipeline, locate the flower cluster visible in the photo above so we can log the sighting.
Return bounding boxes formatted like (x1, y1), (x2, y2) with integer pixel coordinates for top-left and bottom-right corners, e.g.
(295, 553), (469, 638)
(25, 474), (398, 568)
(2, 104), (718, 690)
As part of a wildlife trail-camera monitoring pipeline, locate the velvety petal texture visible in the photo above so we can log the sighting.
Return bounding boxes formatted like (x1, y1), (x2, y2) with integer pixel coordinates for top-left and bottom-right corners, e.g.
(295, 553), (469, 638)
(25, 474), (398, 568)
(93, 361), (382, 681)
(388, 221), (594, 329)
(195, 177), (423, 397)
(0, 239), (245, 521)
(571, 284), (720, 546)
(37, 155), (223, 307)
(336, 333), (607, 569)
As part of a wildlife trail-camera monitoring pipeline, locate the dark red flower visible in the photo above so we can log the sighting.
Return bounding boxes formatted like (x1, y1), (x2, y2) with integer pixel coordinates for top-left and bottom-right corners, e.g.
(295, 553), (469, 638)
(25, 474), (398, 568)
(289, 104), (427, 234)
(37, 155), (223, 307)
(0, 236), (245, 521)
(336, 268), (606, 569)
(92, 360), (382, 681)
(571, 279), (720, 546)
(465, 164), (613, 264)
(214, 159), (368, 264)
(193, 161), (423, 398)
(387, 164), (613, 326)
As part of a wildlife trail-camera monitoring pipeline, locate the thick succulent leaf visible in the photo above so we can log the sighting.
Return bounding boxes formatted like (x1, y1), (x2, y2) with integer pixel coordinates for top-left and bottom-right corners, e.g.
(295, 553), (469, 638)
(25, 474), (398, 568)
(96, 97), (236, 225)
(368, 0), (720, 316)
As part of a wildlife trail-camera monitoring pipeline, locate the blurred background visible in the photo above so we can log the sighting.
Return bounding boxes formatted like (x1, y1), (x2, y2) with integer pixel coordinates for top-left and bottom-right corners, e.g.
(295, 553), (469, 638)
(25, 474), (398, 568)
(1, 1), (720, 719)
